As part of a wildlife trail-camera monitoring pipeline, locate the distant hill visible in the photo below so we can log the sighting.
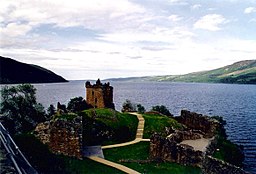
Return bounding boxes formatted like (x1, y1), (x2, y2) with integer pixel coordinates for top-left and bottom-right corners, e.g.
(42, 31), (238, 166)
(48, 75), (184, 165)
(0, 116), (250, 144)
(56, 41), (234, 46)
(108, 60), (256, 84)
(0, 56), (68, 84)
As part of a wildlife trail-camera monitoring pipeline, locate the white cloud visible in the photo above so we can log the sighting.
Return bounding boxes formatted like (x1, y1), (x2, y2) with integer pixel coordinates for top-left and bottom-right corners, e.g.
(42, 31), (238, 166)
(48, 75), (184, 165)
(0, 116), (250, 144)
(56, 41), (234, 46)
(193, 14), (228, 31)
(0, 22), (32, 37)
(98, 26), (194, 44)
(191, 4), (202, 10)
(1, 0), (146, 30)
(244, 7), (256, 14)
(168, 15), (183, 22)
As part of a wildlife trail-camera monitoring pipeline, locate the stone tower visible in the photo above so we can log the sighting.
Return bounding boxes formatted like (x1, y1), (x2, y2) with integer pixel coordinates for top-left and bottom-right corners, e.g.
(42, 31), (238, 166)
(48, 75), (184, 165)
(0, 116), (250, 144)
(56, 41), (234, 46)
(85, 79), (115, 109)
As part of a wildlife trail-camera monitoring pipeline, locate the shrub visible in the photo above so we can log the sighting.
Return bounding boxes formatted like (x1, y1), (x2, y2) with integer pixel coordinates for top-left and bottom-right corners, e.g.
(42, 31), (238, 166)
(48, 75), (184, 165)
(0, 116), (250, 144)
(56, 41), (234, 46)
(122, 99), (137, 112)
(67, 96), (89, 112)
(151, 105), (173, 116)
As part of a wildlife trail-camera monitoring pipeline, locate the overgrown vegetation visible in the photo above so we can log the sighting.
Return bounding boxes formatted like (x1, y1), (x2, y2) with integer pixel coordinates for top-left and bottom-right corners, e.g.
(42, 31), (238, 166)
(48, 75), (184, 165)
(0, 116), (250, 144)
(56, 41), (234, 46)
(80, 108), (138, 145)
(67, 96), (90, 112)
(143, 113), (183, 139)
(121, 99), (137, 112)
(0, 84), (46, 134)
(151, 105), (173, 116)
(211, 116), (244, 167)
(213, 136), (244, 167)
(14, 134), (123, 174)
(104, 142), (201, 174)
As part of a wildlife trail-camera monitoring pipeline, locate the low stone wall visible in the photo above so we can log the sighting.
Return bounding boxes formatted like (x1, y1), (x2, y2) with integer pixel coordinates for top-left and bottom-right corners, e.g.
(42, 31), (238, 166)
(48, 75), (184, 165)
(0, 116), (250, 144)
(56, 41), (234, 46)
(176, 110), (219, 138)
(150, 134), (204, 167)
(167, 130), (201, 142)
(202, 156), (250, 174)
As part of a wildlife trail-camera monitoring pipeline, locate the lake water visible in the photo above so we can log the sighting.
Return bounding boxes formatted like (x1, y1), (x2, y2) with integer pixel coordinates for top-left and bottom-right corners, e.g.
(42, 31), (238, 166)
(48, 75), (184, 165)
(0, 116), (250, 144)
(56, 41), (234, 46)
(30, 81), (256, 173)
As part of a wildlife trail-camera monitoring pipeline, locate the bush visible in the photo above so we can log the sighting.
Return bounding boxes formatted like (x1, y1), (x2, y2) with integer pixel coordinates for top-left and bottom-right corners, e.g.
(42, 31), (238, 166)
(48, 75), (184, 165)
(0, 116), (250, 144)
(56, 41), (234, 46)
(137, 104), (146, 114)
(47, 104), (56, 119)
(151, 105), (173, 116)
(67, 96), (89, 112)
(122, 99), (137, 112)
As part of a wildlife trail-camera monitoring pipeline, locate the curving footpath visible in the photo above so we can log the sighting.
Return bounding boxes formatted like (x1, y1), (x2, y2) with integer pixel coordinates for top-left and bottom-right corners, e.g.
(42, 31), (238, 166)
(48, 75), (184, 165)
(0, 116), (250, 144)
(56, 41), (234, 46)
(88, 112), (149, 174)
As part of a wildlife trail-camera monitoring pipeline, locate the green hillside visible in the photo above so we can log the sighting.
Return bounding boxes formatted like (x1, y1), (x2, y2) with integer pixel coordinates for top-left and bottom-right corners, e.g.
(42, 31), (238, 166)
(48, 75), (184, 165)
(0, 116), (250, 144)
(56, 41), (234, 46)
(109, 60), (256, 84)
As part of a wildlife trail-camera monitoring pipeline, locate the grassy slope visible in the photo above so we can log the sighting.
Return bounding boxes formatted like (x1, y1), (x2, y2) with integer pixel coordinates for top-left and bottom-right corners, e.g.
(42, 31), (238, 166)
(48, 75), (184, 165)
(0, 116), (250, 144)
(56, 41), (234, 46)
(143, 113), (183, 138)
(80, 108), (138, 144)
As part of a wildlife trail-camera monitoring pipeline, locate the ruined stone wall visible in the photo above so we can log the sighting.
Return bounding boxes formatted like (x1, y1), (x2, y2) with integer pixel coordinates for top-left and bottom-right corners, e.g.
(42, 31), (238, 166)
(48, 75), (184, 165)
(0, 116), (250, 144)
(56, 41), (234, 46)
(34, 122), (50, 144)
(35, 117), (83, 159)
(202, 156), (249, 174)
(150, 134), (204, 167)
(167, 130), (201, 142)
(49, 117), (83, 159)
(176, 110), (219, 138)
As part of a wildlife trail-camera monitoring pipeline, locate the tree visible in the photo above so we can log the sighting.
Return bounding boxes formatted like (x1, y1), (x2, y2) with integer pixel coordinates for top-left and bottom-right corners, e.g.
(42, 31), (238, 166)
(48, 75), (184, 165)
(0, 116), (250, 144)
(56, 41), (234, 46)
(137, 104), (145, 114)
(121, 99), (137, 112)
(0, 84), (46, 134)
(151, 105), (173, 116)
(47, 104), (56, 118)
(67, 96), (89, 112)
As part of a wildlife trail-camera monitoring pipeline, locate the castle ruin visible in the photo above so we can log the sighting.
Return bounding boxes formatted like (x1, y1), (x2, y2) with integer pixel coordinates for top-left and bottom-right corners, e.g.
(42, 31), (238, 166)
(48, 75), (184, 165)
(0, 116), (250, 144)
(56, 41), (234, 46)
(85, 79), (115, 109)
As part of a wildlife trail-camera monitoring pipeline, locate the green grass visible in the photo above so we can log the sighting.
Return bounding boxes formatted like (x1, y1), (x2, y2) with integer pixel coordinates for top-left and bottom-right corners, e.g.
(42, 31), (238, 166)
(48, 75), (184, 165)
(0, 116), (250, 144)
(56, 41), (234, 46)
(81, 108), (138, 131)
(143, 113), (183, 138)
(104, 142), (201, 174)
(14, 134), (124, 174)
(80, 108), (138, 145)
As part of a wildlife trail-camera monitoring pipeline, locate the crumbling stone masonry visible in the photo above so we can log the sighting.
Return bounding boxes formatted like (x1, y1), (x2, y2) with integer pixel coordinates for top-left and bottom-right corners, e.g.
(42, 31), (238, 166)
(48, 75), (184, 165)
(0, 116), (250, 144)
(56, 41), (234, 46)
(150, 110), (248, 173)
(150, 133), (205, 167)
(85, 79), (115, 109)
(35, 117), (83, 159)
(176, 110), (220, 138)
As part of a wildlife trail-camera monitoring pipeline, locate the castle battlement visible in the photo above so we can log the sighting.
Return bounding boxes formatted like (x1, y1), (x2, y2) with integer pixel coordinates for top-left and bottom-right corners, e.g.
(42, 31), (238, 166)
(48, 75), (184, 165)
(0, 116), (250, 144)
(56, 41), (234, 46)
(85, 79), (115, 109)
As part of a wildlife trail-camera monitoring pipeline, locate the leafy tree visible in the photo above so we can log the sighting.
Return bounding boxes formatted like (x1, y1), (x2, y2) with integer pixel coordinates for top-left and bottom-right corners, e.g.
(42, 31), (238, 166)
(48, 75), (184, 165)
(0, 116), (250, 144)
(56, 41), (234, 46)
(151, 105), (173, 116)
(67, 96), (89, 112)
(137, 104), (145, 114)
(0, 84), (46, 134)
(47, 104), (56, 118)
(121, 99), (137, 112)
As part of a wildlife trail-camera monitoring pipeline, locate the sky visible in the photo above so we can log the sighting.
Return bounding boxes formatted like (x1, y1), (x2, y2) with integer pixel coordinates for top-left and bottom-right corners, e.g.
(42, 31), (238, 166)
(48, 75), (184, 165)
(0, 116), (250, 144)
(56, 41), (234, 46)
(1, 0), (256, 80)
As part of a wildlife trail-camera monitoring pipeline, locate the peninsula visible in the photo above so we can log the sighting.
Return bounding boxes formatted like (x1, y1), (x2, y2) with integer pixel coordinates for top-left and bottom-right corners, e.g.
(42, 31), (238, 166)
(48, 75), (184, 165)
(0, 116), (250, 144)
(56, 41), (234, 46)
(0, 56), (68, 84)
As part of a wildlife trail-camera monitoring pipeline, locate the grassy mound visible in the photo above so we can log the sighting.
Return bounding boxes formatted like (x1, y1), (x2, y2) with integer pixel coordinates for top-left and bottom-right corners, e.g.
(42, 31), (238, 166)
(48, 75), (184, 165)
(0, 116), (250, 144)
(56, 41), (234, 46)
(143, 113), (183, 138)
(80, 108), (138, 145)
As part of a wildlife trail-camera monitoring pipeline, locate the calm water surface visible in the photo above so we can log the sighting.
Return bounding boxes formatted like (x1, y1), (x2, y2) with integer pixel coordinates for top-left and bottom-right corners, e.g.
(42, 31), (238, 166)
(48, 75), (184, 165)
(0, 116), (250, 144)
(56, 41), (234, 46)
(32, 81), (256, 173)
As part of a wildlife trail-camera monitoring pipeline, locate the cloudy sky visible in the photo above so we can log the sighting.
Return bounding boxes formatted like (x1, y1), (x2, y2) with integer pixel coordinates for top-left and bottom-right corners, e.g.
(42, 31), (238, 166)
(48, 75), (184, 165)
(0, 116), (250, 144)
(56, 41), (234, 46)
(1, 0), (256, 80)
